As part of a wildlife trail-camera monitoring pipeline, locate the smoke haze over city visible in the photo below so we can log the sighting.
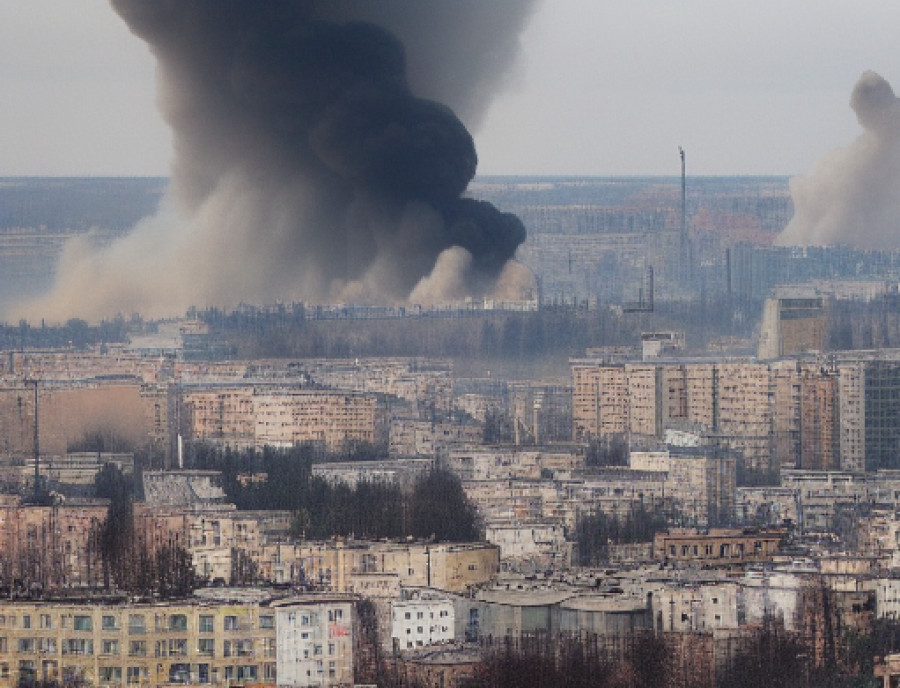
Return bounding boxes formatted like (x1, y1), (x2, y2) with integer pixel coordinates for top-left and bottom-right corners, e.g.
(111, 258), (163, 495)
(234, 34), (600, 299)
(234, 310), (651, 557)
(13, 0), (537, 322)
(778, 71), (900, 250)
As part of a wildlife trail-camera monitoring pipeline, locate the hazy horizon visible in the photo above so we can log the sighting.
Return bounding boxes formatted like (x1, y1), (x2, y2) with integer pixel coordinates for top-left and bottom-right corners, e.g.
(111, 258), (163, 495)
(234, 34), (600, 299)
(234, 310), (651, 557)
(2, 1), (899, 178)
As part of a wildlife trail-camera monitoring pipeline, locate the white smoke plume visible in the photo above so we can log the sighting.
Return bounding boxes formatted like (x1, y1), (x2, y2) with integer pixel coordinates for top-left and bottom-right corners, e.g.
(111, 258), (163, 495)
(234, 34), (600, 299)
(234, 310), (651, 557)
(777, 71), (900, 249)
(14, 0), (537, 323)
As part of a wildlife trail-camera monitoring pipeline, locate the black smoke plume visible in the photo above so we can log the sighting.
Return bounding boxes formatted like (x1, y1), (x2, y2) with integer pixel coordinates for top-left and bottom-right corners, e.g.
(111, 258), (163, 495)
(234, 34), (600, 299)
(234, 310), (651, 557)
(18, 0), (536, 321)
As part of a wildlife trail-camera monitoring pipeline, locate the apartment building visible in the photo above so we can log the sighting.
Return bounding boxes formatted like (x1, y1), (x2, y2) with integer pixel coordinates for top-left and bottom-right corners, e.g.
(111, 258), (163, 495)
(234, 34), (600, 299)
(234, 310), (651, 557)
(255, 540), (499, 593)
(571, 356), (860, 476)
(311, 458), (433, 491)
(651, 581), (740, 632)
(630, 449), (736, 528)
(388, 420), (481, 457)
(653, 529), (785, 565)
(0, 380), (168, 464)
(0, 499), (108, 589)
(0, 595), (277, 688)
(179, 385), (385, 452)
(483, 521), (571, 568)
(757, 296), (827, 360)
(390, 591), (455, 650)
(274, 595), (356, 688)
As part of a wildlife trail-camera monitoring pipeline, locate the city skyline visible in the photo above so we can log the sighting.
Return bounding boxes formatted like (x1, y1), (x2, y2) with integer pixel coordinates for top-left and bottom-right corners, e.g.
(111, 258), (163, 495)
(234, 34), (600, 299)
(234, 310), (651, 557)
(1, 1), (899, 178)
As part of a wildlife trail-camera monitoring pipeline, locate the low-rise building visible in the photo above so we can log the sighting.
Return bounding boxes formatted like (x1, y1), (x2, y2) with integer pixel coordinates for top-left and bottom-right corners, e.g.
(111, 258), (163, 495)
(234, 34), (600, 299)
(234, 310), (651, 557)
(391, 590), (455, 651)
(483, 520), (571, 569)
(653, 529), (785, 566)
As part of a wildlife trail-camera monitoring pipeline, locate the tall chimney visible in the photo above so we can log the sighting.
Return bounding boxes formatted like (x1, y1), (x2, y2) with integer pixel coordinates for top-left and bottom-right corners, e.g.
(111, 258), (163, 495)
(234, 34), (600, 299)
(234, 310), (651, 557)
(679, 146), (689, 286)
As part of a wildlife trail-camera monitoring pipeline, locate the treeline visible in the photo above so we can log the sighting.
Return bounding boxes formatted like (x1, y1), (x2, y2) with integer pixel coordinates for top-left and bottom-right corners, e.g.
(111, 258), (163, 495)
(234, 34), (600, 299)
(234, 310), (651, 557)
(575, 505), (669, 566)
(190, 444), (480, 542)
(92, 464), (197, 598)
(200, 300), (761, 362)
(381, 620), (897, 688)
(0, 318), (129, 349)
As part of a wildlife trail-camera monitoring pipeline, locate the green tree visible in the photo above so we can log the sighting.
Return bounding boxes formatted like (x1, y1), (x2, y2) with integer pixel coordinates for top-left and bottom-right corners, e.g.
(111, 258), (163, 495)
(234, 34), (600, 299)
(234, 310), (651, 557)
(408, 469), (480, 542)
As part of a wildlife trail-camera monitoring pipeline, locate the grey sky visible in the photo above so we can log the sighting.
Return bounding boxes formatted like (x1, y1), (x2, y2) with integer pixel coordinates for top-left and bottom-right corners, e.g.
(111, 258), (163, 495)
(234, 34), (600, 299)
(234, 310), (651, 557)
(1, 0), (899, 177)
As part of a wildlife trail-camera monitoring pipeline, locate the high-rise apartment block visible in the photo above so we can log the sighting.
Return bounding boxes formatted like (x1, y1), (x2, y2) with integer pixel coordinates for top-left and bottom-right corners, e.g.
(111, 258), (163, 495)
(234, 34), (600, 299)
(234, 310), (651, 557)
(758, 295), (827, 360)
(574, 350), (900, 474)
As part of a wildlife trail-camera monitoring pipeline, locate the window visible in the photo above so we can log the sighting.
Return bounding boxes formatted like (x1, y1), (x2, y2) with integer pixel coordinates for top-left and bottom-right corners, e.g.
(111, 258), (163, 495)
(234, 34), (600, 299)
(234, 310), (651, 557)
(17, 638), (35, 653)
(224, 641), (232, 658)
(128, 641), (146, 657)
(263, 638), (276, 658)
(99, 666), (122, 684)
(198, 615), (214, 633)
(224, 616), (238, 631)
(38, 639), (56, 654)
(198, 639), (215, 657)
(168, 639), (188, 656)
(102, 616), (118, 631)
(22, 615), (30, 630)
(168, 615), (187, 632)
(18, 661), (35, 680)
(259, 615), (274, 629)
(73, 616), (92, 632)
(169, 663), (190, 684)
(127, 666), (147, 684)
(63, 639), (92, 656)
(127, 615), (145, 634)
(39, 615), (51, 630)
(101, 640), (119, 656)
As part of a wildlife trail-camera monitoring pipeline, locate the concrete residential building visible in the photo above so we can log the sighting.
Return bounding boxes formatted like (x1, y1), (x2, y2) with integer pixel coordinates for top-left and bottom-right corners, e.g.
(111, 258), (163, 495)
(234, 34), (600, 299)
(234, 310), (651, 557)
(179, 385), (386, 452)
(651, 581), (740, 632)
(273, 595), (356, 688)
(391, 591), (455, 651)
(483, 521), (571, 569)
(653, 529), (785, 565)
(630, 449), (736, 527)
(255, 540), (499, 593)
(757, 295), (827, 360)
(0, 593), (277, 688)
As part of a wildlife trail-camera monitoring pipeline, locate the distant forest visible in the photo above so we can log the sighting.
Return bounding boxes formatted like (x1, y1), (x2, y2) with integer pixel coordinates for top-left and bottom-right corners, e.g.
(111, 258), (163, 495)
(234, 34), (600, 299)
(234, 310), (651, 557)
(200, 297), (763, 370)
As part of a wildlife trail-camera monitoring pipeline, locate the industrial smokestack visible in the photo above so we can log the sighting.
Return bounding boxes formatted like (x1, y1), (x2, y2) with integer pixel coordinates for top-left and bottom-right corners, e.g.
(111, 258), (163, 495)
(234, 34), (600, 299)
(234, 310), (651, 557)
(15, 0), (537, 322)
(777, 70), (900, 249)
